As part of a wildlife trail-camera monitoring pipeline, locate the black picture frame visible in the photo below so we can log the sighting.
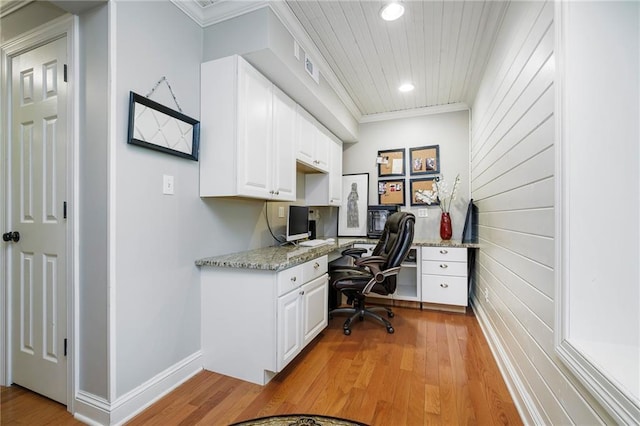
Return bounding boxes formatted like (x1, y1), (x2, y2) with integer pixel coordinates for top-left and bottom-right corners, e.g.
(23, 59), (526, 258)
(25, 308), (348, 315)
(127, 91), (200, 161)
(377, 148), (405, 177)
(378, 179), (405, 205)
(409, 145), (440, 175)
(410, 178), (440, 206)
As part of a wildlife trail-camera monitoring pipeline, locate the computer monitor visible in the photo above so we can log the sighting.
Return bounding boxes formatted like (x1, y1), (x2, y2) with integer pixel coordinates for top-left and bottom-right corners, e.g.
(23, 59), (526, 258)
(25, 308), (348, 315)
(286, 205), (309, 242)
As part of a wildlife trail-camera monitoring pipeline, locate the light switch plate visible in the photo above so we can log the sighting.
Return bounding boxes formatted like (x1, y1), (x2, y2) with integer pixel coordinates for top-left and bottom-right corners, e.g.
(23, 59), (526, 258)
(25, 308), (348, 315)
(418, 208), (428, 218)
(163, 175), (174, 195)
(278, 206), (285, 218)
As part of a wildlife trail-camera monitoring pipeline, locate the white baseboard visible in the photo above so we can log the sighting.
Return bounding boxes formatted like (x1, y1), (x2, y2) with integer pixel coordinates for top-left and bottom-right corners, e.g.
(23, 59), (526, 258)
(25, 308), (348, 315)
(73, 351), (202, 425)
(470, 297), (545, 425)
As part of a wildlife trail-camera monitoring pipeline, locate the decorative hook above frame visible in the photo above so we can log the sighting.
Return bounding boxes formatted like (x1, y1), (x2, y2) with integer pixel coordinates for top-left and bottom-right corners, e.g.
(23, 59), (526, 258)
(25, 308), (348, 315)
(127, 79), (200, 161)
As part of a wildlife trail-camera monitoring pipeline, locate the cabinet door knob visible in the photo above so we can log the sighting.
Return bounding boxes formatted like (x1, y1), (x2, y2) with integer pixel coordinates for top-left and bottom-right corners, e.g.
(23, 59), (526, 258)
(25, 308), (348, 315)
(314, 262), (319, 269)
(291, 276), (297, 282)
(275, 191), (279, 195)
(440, 283), (449, 288)
(299, 290), (305, 295)
(440, 249), (448, 254)
(439, 264), (448, 269)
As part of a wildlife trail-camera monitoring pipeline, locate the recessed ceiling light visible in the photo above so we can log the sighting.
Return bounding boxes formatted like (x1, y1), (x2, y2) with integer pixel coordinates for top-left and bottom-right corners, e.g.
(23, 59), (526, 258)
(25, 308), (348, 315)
(380, 1), (404, 21)
(399, 83), (414, 92)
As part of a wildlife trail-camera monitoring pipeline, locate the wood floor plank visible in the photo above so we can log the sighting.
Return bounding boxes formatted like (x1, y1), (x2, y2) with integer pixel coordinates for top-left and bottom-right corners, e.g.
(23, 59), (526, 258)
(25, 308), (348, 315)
(1, 307), (523, 426)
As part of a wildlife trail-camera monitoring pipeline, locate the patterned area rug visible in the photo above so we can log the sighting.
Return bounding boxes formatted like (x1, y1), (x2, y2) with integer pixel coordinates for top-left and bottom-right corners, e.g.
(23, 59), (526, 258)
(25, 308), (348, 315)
(229, 414), (368, 426)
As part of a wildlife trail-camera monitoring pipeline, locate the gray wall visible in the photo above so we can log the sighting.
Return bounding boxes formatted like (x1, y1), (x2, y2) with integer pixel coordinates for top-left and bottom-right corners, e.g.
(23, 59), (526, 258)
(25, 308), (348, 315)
(78, 2), (109, 399)
(112, 0), (273, 397)
(470, 1), (614, 423)
(343, 110), (470, 241)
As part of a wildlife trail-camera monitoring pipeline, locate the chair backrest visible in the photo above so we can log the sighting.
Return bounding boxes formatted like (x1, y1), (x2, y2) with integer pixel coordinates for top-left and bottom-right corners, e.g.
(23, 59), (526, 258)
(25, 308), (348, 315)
(371, 212), (416, 293)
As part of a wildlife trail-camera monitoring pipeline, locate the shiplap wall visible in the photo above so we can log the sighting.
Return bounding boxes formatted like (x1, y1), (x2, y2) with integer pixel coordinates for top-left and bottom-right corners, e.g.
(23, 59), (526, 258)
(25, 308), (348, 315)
(470, 1), (613, 424)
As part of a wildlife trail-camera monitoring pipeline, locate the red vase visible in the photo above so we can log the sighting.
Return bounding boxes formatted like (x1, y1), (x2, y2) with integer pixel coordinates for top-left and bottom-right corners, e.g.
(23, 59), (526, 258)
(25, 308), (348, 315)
(440, 212), (453, 240)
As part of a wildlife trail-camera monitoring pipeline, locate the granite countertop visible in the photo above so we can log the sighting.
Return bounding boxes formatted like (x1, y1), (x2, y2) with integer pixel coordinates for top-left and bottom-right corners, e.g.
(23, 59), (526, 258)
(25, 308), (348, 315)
(195, 238), (479, 271)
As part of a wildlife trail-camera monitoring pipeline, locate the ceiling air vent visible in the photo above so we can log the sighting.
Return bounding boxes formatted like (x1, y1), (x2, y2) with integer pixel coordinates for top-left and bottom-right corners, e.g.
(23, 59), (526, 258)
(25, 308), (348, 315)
(304, 53), (319, 85)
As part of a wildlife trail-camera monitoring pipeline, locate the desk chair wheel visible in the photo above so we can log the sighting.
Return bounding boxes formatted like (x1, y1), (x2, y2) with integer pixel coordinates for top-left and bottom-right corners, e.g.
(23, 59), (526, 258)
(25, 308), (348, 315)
(388, 311), (395, 318)
(343, 328), (351, 335)
(387, 326), (394, 334)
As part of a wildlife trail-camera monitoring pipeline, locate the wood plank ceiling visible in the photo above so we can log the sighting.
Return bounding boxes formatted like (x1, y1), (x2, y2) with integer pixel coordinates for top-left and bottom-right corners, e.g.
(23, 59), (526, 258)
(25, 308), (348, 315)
(284, 0), (508, 116)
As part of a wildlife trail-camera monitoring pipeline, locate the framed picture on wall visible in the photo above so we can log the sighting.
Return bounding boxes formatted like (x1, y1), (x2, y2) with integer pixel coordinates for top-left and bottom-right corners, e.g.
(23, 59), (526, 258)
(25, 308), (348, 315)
(127, 91), (200, 161)
(410, 178), (440, 206)
(410, 145), (440, 175)
(377, 148), (405, 177)
(378, 179), (405, 205)
(338, 173), (369, 237)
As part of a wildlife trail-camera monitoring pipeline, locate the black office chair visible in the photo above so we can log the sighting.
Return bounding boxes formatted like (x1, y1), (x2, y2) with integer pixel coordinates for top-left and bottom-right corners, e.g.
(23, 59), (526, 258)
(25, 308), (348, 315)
(329, 212), (415, 335)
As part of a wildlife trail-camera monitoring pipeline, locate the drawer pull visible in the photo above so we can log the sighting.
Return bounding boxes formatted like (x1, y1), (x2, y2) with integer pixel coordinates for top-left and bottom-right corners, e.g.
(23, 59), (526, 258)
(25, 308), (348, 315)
(440, 283), (449, 288)
(314, 262), (320, 269)
(291, 276), (297, 282)
(440, 249), (448, 254)
(439, 264), (448, 269)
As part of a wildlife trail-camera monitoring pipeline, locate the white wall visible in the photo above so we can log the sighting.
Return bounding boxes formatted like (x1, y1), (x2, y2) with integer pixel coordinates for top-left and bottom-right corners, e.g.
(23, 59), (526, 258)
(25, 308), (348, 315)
(559, 0), (639, 417)
(470, 1), (615, 423)
(343, 110), (470, 241)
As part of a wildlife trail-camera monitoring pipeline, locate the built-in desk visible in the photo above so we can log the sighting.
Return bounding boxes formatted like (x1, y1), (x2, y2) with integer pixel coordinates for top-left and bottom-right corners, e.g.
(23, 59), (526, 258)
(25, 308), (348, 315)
(195, 239), (478, 384)
(196, 242), (345, 385)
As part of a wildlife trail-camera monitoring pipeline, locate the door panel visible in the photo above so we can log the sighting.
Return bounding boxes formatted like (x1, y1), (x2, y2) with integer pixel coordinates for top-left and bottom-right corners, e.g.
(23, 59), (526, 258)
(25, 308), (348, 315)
(9, 36), (67, 405)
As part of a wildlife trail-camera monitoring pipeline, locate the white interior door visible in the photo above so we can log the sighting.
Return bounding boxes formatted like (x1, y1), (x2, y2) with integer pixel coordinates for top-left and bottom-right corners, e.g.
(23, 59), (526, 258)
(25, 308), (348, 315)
(8, 36), (68, 405)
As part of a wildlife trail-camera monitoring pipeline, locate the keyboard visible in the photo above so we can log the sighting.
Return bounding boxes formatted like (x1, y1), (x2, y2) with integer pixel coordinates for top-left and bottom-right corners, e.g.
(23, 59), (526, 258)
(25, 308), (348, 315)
(299, 239), (329, 247)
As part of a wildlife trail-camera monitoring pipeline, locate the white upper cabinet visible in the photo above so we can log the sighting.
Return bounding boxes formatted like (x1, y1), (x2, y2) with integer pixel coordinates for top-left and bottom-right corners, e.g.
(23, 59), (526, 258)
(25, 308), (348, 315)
(295, 106), (329, 173)
(200, 55), (295, 201)
(305, 134), (343, 207)
(271, 87), (297, 201)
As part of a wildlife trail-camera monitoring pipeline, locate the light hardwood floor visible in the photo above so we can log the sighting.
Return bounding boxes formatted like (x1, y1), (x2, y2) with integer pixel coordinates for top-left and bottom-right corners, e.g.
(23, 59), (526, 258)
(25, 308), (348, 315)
(1, 307), (522, 425)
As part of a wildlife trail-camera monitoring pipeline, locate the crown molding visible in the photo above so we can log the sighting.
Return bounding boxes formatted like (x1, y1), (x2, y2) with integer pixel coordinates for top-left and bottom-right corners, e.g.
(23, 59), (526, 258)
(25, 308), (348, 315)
(170, 0), (266, 27)
(0, 0), (33, 18)
(359, 103), (469, 124)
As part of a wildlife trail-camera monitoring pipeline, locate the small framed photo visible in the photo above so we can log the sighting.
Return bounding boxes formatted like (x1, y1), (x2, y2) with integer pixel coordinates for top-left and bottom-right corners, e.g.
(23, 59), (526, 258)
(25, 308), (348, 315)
(377, 148), (405, 177)
(410, 178), (440, 206)
(410, 145), (440, 175)
(378, 179), (405, 205)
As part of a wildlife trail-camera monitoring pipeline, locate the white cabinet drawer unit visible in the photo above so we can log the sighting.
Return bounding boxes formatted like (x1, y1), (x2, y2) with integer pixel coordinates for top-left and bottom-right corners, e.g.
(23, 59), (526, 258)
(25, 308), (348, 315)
(421, 247), (468, 310)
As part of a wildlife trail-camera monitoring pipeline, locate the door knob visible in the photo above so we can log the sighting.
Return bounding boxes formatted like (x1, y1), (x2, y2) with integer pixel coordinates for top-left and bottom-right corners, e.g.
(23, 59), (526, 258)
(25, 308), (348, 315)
(2, 231), (20, 242)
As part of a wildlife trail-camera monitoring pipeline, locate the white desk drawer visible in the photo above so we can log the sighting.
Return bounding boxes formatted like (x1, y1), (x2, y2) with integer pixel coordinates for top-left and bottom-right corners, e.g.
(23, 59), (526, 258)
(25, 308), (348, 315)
(302, 255), (327, 283)
(277, 264), (303, 297)
(421, 246), (467, 262)
(422, 275), (468, 306)
(422, 260), (467, 277)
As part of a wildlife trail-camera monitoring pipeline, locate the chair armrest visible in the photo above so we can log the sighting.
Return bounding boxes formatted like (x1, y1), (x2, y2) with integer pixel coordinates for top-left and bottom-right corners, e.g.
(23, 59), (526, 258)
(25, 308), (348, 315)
(362, 266), (402, 294)
(341, 248), (368, 259)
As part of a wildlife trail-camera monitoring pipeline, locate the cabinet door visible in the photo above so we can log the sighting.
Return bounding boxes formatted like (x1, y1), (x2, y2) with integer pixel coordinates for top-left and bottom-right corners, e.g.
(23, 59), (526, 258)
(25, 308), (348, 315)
(237, 61), (273, 198)
(295, 107), (316, 167)
(302, 275), (328, 347)
(277, 289), (302, 371)
(328, 138), (343, 205)
(313, 130), (330, 173)
(272, 88), (296, 201)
